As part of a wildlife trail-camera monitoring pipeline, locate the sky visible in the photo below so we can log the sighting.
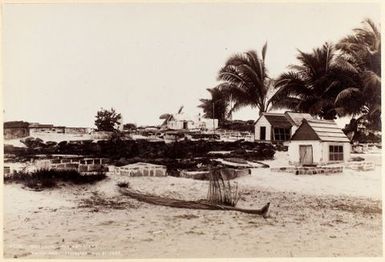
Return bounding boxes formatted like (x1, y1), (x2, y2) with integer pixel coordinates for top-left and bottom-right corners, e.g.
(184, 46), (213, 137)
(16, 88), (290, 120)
(2, 2), (381, 128)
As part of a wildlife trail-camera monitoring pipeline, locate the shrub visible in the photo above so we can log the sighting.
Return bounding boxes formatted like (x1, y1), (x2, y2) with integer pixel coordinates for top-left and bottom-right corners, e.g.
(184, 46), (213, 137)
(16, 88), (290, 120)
(4, 169), (106, 190)
(117, 182), (129, 188)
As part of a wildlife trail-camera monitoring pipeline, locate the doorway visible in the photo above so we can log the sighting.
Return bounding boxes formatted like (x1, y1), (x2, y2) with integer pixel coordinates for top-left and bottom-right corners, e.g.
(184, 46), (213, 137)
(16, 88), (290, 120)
(299, 145), (313, 165)
(260, 126), (266, 140)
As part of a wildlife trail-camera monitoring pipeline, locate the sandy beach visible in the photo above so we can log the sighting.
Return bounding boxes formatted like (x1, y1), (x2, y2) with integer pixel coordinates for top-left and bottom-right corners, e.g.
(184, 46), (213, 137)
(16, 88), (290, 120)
(3, 152), (382, 258)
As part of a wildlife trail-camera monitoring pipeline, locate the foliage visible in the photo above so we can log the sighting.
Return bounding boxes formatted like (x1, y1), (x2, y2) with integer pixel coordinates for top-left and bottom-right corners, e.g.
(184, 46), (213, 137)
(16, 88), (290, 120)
(94, 108), (122, 131)
(198, 87), (229, 124)
(272, 43), (359, 120)
(123, 123), (137, 131)
(216, 43), (274, 117)
(272, 19), (381, 129)
(335, 19), (381, 130)
(4, 169), (106, 190)
(219, 120), (255, 132)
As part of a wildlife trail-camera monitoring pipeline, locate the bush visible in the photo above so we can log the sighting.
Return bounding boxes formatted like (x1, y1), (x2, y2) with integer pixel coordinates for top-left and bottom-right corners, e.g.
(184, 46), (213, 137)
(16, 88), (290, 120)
(4, 169), (106, 190)
(117, 182), (129, 188)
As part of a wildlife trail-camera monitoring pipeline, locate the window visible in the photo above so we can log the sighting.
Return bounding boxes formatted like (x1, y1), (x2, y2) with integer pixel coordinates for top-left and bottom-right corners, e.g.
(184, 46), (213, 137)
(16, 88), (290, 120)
(260, 126), (266, 140)
(329, 145), (344, 161)
(273, 128), (291, 141)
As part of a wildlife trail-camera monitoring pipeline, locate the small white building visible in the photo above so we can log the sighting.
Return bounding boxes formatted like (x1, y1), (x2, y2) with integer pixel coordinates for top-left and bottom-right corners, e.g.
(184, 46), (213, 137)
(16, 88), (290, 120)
(288, 119), (351, 166)
(254, 112), (313, 142)
(164, 112), (218, 131)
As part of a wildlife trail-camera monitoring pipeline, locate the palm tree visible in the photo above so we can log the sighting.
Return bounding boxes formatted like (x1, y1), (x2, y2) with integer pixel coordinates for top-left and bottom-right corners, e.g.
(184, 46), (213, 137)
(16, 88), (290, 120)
(335, 19), (381, 130)
(217, 43), (274, 116)
(272, 42), (359, 119)
(198, 87), (229, 124)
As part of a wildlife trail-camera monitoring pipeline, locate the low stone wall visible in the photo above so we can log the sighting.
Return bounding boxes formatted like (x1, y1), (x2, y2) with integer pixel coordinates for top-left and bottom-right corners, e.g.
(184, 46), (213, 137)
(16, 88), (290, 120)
(179, 168), (251, 180)
(114, 165), (167, 177)
(345, 161), (375, 171)
(50, 163), (108, 173)
(271, 166), (343, 175)
(33, 158), (108, 175)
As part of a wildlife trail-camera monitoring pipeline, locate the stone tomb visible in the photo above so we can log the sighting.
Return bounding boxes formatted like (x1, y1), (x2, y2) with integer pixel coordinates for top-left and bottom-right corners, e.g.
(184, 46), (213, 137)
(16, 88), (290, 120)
(271, 165), (343, 175)
(115, 162), (167, 177)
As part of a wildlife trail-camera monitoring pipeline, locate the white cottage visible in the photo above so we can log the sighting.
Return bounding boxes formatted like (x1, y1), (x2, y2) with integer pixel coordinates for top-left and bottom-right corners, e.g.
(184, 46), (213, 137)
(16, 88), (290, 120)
(254, 112), (313, 142)
(164, 112), (218, 131)
(288, 119), (351, 166)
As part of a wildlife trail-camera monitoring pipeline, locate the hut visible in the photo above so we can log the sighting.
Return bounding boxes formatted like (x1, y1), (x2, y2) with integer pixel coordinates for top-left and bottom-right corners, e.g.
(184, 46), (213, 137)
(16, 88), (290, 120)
(254, 112), (313, 143)
(288, 119), (351, 166)
(4, 121), (30, 139)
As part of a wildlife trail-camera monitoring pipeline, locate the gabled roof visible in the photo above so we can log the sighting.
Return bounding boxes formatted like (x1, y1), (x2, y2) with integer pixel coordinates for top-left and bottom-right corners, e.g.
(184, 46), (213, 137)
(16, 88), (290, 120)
(291, 119), (350, 142)
(261, 113), (293, 128)
(254, 112), (314, 128)
(284, 112), (313, 126)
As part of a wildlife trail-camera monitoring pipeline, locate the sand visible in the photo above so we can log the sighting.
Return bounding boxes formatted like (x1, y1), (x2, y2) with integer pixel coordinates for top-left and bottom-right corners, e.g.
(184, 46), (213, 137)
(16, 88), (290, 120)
(3, 152), (382, 258)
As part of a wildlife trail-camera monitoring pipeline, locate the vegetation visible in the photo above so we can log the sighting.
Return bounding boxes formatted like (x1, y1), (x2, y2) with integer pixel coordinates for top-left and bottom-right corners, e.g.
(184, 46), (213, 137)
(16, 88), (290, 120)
(198, 19), (380, 139)
(198, 87), (229, 125)
(79, 191), (139, 211)
(199, 43), (274, 122)
(272, 43), (359, 120)
(4, 169), (106, 190)
(123, 123), (137, 131)
(219, 120), (255, 132)
(95, 108), (122, 132)
(217, 43), (274, 117)
(336, 19), (381, 131)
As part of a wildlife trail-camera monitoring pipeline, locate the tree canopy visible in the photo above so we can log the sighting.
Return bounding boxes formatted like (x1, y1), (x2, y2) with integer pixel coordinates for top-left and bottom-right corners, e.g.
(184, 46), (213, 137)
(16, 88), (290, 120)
(216, 43), (274, 116)
(198, 87), (229, 123)
(94, 108), (122, 132)
(335, 19), (381, 130)
(271, 43), (360, 120)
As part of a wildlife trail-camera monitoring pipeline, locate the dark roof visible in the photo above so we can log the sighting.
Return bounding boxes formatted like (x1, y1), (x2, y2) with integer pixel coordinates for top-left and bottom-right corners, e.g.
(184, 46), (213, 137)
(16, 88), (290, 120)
(284, 112), (314, 126)
(4, 121), (30, 128)
(264, 114), (293, 128)
(291, 119), (350, 142)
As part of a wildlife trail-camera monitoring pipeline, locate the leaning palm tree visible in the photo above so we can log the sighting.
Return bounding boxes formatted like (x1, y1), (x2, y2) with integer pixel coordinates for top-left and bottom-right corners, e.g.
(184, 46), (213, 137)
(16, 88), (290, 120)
(217, 43), (274, 116)
(335, 19), (381, 130)
(271, 42), (359, 120)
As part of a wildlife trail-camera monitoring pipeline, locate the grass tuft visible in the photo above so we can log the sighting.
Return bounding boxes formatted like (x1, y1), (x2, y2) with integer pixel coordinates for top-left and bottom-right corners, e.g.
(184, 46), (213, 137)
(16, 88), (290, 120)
(4, 168), (106, 190)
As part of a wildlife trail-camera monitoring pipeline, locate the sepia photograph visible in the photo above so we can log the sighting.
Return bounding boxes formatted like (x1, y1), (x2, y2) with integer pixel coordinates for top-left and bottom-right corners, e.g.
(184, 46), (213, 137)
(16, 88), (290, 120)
(2, 1), (382, 259)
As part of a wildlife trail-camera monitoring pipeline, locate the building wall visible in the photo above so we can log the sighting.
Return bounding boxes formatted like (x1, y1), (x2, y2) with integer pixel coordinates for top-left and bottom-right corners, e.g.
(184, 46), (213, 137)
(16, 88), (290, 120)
(201, 119), (218, 130)
(167, 119), (218, 130)
(289, 140), (351, 165)
(291, 126), (299, 138)
(288, 140), (323, 165)
(321, 142), (351, 163)
(4, 127), (29, 139)
(167, 120), (184, 130)
(254, 116), (271, 141)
